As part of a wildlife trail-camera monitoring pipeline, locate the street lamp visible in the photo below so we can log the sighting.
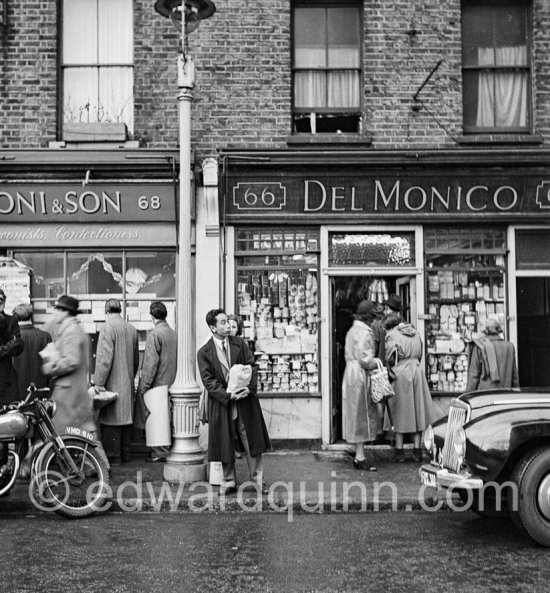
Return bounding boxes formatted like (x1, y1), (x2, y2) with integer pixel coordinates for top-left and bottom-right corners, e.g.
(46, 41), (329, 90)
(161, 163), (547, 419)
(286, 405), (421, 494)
(154, 0), (216, 484)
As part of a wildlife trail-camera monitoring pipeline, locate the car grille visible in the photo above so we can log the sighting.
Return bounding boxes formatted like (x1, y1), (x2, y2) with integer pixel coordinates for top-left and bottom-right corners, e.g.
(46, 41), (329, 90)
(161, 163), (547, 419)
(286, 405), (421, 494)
(441, 403), (469, 473)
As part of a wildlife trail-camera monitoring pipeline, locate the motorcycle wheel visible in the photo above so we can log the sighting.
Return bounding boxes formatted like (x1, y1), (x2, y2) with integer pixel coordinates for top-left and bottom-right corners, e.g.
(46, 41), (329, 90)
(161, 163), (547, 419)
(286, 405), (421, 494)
(34, 439), (110, 518)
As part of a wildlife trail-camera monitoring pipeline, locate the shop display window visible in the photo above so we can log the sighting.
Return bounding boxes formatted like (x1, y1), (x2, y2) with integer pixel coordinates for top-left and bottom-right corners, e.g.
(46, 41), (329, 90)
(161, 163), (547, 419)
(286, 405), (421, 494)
(235, 228), (320, 396)
(11, 250), (176, 357)
(424, 227), (507, 394)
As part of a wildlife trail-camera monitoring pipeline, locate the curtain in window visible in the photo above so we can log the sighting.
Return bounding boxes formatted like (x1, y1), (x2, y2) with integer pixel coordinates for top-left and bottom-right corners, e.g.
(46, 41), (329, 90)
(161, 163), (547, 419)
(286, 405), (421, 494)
(295, 46), (359, 109)
(476, 46), (527, 128)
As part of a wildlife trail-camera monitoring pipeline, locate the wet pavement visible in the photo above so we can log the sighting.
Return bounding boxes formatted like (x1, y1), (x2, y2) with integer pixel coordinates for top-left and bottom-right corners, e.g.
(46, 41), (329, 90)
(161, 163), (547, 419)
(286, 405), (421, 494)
(0, 444), (456, 515)
(2, 512), (548, 593)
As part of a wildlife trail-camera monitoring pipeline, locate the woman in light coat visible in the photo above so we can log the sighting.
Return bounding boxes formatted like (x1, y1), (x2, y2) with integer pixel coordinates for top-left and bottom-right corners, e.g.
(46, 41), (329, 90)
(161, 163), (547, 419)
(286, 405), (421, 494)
(341, 300), (381, 471)
(384, 312), (435, 463)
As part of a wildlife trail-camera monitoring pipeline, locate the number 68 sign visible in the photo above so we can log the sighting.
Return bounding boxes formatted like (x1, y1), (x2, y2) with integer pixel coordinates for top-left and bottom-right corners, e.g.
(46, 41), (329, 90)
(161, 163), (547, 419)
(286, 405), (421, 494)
(232, 182), (286, 210)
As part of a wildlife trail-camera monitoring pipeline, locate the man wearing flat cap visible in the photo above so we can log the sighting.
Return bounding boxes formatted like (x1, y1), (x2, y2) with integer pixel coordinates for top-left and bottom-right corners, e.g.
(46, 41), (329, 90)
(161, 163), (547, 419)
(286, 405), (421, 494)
(0, 288), (24, 405)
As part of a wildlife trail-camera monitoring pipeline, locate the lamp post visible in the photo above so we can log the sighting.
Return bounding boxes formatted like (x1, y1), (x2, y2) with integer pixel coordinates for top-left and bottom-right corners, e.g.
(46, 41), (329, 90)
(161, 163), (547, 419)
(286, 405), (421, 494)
(154, 0), (216, 484)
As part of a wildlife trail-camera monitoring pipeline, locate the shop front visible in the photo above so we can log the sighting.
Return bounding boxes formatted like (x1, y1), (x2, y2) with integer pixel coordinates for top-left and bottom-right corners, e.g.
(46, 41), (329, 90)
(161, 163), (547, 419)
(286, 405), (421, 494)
(0, 175), (177, 376)
(221, 150), (550, 446)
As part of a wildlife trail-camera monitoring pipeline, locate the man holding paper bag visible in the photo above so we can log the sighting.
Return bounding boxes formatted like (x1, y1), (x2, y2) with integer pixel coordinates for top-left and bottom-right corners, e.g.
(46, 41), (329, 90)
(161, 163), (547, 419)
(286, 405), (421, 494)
(197, 309), (270, 496)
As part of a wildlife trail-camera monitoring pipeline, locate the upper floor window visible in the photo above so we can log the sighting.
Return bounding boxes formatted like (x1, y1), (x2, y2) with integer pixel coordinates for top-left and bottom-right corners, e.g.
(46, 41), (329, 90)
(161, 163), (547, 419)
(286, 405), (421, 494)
(462, 0), (530, 133)
(292, 1), (361, 134)
(62, 0), (134, 137)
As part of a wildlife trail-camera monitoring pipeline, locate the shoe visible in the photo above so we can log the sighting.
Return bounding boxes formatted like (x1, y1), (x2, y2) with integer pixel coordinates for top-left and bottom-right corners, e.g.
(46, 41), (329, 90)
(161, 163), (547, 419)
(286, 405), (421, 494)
(352, 458), (377, 472)
(235, 451), (242, 459)
(219, 484), (237, 496)
(393, 449), (406, 463)
(413, 448), (423, 463)
(145, 455), (166, 463)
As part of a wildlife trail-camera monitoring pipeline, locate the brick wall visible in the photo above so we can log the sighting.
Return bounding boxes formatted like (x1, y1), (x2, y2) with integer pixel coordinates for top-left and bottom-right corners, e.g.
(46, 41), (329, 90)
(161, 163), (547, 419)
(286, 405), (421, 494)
(1, 1), (550, 157)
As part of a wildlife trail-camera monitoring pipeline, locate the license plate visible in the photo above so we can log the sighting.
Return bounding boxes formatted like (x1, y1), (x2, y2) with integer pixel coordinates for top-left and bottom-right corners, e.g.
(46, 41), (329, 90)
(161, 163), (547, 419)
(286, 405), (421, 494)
(420, 466), (437, 488)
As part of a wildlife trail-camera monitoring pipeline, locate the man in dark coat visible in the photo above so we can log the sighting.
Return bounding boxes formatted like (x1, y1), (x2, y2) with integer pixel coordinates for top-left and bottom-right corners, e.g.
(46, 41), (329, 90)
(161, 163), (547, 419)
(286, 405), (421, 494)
(197, 308), (270, 495)
(12, 302), (51, 400)
(0, 289), (24, 405)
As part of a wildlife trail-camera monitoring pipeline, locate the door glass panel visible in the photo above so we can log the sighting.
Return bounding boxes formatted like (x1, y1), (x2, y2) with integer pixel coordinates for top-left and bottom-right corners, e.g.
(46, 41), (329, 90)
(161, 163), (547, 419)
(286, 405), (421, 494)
(329, 232), (415, 266)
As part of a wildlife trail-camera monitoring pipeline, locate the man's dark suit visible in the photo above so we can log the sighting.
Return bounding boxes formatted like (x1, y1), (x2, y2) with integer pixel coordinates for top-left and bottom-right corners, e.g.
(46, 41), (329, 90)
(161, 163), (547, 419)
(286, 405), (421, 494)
(197, 335), (270, 488)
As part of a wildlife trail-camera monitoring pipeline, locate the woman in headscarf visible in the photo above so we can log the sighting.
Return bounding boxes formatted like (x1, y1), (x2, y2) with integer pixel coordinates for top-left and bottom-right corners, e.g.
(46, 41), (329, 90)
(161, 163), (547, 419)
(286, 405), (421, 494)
(383, 312), (435, 463)
(341, 299), (382, 471)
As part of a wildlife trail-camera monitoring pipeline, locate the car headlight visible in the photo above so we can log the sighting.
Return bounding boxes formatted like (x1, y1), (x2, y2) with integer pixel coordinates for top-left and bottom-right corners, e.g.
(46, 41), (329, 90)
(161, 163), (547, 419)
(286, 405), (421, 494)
(453, 427), (466, 465)
(43, 399), (56, 418)
(424, 425), (435, 453)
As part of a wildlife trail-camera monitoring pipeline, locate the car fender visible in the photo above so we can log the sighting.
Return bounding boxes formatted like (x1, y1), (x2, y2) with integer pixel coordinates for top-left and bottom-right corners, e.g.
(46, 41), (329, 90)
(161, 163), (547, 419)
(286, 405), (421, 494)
(464, 409), (550, 481)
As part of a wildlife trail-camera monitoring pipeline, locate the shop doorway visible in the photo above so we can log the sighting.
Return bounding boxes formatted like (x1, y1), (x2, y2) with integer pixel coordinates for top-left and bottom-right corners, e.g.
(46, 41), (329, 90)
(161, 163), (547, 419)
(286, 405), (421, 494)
(517, 277), (550, 387)
(330, 275), (415, 442)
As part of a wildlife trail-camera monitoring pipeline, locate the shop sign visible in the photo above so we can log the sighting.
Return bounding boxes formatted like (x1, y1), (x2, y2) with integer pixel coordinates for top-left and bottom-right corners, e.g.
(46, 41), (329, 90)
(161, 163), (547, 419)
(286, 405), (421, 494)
(0, 183), (175, 222)
(227, 175), (550, 220)
(0, 223), (177, 247)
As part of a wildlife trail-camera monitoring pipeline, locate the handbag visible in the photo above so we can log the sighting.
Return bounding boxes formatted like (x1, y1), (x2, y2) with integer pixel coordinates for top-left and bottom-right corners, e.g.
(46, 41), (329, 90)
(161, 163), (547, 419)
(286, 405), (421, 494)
(370, 359), (394, 404)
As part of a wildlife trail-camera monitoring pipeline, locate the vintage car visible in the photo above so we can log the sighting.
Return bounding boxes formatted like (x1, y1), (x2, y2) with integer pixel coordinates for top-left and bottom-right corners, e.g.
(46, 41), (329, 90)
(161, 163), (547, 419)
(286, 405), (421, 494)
(420, 388), (550, 547)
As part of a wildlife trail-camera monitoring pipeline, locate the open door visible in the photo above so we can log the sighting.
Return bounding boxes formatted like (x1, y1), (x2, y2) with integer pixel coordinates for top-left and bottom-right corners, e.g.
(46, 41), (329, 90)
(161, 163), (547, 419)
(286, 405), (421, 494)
(330, 275), (415, 442)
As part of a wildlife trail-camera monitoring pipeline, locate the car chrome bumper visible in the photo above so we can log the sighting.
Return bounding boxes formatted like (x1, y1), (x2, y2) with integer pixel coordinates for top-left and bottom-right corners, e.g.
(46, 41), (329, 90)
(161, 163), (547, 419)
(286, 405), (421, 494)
(419, 464), (484, 490)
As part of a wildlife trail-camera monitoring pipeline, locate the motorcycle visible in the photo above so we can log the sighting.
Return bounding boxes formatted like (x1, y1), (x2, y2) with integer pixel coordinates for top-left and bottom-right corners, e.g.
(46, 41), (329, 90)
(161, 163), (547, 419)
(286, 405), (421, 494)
(0, 384), (110, 518)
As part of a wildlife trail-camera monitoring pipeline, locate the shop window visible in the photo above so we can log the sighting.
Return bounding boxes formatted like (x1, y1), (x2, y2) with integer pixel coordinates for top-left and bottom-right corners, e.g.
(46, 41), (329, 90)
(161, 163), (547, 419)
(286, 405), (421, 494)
(235, 229), (320, 396)
(61, 0), (134, 138)
(516, 230), (550, 270)
(11, 250), (176, 340)
(424, 227), (507, 394)
(292, 1), (362, 134)
(462, 0), (531, 134)
(329, 232), (415, 267)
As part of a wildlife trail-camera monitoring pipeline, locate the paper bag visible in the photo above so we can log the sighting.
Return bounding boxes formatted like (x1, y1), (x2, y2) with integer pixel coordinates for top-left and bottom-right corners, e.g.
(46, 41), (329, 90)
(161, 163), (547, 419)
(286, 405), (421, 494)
(144, 385), (171, 447)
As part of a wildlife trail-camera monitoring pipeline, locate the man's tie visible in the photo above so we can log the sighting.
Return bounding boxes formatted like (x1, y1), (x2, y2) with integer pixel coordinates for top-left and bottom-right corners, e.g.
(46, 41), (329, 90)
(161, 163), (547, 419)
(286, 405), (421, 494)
(223, 340), (230, 366)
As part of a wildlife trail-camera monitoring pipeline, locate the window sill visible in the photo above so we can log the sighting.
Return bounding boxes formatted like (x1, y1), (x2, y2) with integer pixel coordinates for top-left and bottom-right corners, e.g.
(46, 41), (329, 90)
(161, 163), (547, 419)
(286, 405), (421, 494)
(457, 134), (543, 146)
(63, 122), (129, 143)
(286, 133), (372, 147)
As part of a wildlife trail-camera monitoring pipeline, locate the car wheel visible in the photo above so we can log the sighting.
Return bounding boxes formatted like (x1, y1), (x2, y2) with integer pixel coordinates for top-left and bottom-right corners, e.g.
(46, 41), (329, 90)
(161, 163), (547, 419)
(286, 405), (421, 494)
(456, 488), (510, 517)
(509, 446), (550, 547)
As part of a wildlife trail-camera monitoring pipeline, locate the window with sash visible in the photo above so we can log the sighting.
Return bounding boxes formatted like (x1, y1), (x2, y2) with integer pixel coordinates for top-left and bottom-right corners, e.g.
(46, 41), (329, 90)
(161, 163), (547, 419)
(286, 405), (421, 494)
(62, 0), (134, 137)
(462, 0), (530, 133)
(292, 1), (362, 134)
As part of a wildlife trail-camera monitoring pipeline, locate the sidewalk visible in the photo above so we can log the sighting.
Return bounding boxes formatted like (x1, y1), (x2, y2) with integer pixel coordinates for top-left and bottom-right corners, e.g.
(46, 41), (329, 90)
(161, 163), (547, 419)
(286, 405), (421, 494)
(0, 445), (457, 516)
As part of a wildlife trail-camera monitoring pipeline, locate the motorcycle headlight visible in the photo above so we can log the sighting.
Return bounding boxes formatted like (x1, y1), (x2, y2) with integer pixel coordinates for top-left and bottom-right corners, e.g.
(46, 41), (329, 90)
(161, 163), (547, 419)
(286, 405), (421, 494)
(43, 399), (56, 418)
(424, 425), (435, 453)
(453, 427), (466, 465)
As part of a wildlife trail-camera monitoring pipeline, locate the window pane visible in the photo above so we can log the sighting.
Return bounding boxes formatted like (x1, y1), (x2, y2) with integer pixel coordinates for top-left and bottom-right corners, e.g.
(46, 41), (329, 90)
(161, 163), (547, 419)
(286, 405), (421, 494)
(68, 253), (123, 296)
(99, 67), (134, 129)
(63, 0), (97, 64)
(327, 7), (360, 68)
(12, 252), (64, 300)
(294, 8), (326, 68)
(516, 231), (550, 270)
(63, 68), (98, 122)
(295, 72), (326, 108)
(125, 252), (175, 298)
(99, 0), (133, 63)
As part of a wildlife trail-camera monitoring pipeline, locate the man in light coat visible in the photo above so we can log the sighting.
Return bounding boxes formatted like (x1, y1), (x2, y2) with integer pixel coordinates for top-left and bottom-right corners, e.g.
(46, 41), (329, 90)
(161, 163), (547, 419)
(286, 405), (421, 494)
(43, 295), (96, 435)
(93, 299), (139, 466)
(135, 301), (177, 463)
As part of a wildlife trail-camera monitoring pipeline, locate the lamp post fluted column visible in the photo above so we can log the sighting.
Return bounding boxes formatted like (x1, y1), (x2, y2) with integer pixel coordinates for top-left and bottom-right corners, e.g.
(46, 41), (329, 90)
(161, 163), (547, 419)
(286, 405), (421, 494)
(162, 22), (205, 485)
